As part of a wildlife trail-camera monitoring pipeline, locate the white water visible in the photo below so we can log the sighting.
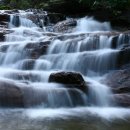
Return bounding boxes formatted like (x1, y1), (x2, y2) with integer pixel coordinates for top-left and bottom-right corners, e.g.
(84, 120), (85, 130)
(0, 10), (130, 121)
(26, 107), (130, 120)
(75, 17), (111, 33)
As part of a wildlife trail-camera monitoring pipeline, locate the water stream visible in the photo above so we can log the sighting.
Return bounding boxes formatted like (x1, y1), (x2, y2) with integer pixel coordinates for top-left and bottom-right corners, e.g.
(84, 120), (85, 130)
(0, 10), (130, 130)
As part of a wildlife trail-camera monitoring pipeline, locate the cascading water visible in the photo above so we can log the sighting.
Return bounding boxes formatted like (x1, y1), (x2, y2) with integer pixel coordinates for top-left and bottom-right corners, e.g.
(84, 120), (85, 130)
(0, 11), (130, 130)
(0, 12), (120, 107)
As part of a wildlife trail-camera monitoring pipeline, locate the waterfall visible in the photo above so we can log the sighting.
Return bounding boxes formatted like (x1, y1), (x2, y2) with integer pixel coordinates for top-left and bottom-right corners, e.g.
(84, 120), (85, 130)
(0, 10), (127, 108)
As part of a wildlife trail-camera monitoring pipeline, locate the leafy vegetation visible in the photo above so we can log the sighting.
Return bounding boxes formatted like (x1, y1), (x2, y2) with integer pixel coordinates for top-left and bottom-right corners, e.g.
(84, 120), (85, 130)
(0, 0), (129, 12)
(80, 0), (129, 10)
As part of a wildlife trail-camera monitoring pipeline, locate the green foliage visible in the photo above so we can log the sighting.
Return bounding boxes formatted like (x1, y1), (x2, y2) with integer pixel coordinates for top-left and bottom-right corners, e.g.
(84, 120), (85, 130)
(0, 0), (129, 11)
(79, 0), (129, 11)
(0, 5), (11, 9)
(19, 0), (31, 9)
(9, 0), (17, 8)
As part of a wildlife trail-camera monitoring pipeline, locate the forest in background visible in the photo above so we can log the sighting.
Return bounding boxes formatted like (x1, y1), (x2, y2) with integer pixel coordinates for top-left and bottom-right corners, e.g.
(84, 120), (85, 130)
(0, 0), (129, 14)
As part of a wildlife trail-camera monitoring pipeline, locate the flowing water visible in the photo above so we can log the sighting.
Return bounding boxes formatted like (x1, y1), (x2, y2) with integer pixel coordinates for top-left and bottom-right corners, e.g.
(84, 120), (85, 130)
(0, 10), (130, 130)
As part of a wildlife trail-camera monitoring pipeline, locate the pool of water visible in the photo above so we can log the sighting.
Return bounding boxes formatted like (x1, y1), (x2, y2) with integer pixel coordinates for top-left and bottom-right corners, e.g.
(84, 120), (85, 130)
(0, 107), (130, 130)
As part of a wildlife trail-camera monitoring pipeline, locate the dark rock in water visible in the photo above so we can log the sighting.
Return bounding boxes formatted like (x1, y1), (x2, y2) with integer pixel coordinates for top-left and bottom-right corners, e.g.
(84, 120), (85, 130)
(26, 13), (48, 28)
(112, 86), (130, 94)
(103, 69), (130, 107)
(113, 94), (130, 107)
(111, 36), (119, 49)
(16, 59), (35, 70)
(0, 14), (10, 22)
(4, 9), (19, 14)
(103, 68), (130, 107)
(49, 71), (87, 92)
(0, 29), (15, 42)
(26, 11), (65, 28)
(26, 9), (50, 27)
(0, 28), (14, 42)
(24, 41), (50, 59)
(0, 80), (24, 107)
(53, 19), (77, 33)
(0, 32), (5, 41)
(104, 69), (130, 93)
(11, 15), (20, 27)
(117, 45), (130, 68)
(49, 71), (84, 85)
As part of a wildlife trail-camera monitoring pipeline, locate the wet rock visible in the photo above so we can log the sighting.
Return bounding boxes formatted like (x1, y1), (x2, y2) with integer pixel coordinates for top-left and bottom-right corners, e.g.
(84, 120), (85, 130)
(113, 94), (130, 107)
(0, 32), (5, 41)
(0, 80), (24, 107)
(24, 41), (50, 59)
(0, 29), (14, 42)
(102, 68), (130, 107)
(26, 13), (48, 28)
(103, 68), (130, 107)
(53, 19), (77, 33)
(104, 69), (130, 92)
(4, 9), (19, 14)
(26, 12), (65, 27)
(0, 14), (10, 22)
(112, 86), (130, 94)
(111, 36), (119, 49)
(49, 71), (87, 92)
(49, 71), (85, 85)
(117, 45), (130, 68)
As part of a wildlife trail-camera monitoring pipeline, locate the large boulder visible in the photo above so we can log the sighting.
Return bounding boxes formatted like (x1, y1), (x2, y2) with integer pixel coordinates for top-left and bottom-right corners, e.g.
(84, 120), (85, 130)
(49, 71), (87, 92)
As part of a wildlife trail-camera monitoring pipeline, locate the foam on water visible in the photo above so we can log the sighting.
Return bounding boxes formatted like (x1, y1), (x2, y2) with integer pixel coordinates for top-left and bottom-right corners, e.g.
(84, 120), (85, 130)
(75, 17), (111, 33)
(26, 107), (130, 120)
